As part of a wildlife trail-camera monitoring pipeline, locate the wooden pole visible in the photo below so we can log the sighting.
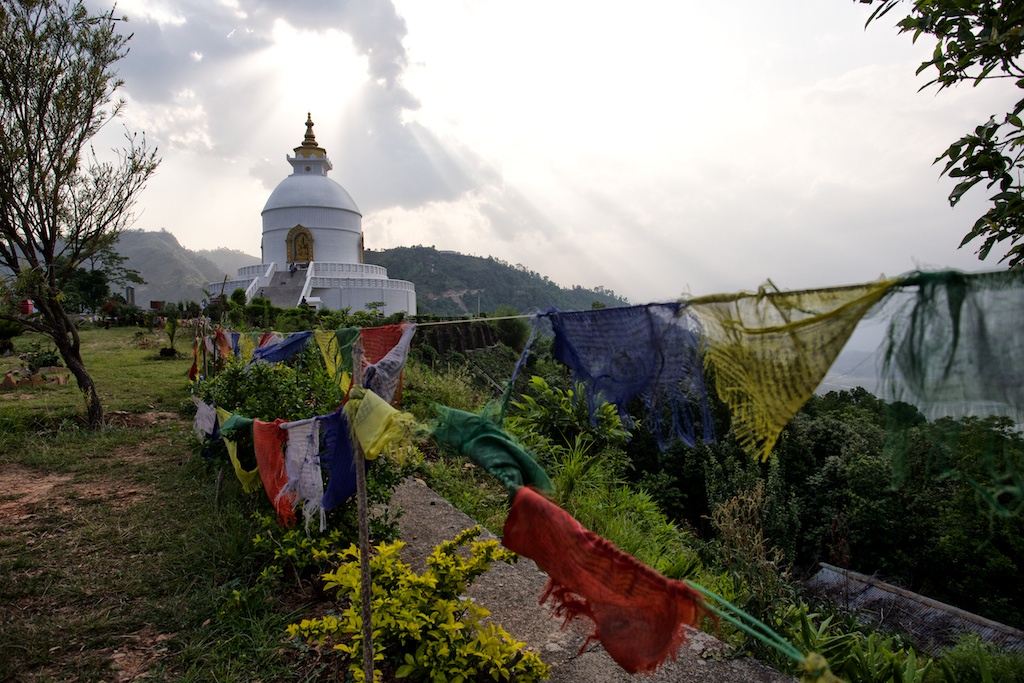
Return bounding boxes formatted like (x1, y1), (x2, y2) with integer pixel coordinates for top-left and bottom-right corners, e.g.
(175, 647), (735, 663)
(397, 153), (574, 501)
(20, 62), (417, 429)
(351, 337), (375, 682)
(202, 319), (208, 378)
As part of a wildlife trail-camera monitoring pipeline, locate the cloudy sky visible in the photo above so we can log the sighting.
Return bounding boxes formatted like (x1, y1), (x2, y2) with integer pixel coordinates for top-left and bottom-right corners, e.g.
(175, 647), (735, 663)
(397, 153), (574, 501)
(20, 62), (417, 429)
(89, 0), (1017, 308)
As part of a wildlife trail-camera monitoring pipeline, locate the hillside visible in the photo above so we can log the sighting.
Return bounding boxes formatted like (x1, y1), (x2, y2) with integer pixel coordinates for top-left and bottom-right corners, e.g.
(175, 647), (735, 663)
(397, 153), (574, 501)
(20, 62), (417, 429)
(116, 230), (246, 306)
(113, 232), (626, 314)
(368, 246), (628, 314)
(194, 247), (262, 280)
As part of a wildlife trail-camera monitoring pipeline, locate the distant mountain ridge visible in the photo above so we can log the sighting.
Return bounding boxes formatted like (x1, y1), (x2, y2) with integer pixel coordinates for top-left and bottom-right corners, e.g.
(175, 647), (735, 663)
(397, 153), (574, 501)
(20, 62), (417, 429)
(113, 231), (627, 314)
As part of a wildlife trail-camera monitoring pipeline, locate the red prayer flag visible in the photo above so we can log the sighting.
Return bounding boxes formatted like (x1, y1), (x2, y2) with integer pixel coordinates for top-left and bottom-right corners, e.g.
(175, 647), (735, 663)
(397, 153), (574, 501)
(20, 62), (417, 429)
(253, 418), (297, 527)
(502, 486), (704, 674)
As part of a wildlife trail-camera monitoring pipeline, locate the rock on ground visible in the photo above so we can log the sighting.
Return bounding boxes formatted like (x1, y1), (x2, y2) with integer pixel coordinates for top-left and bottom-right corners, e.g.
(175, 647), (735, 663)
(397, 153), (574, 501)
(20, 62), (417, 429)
(389, 478), (795, 683)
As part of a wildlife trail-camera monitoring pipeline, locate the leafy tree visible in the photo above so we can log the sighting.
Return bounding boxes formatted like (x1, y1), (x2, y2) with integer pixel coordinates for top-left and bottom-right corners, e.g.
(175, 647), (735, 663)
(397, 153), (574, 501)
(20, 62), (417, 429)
(490, 304), (530, 351)
(0, 0), (158, 427)
(61, 264), (109, 313)
(861, 0), (1024, 266)
(57, 245), (144, 313)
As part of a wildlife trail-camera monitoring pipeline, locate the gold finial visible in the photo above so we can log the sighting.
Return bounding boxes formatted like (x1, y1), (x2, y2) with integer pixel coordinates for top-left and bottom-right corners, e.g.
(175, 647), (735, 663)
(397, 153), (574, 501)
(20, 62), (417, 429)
(302, 112), (317, 148)
(294, 112), (327, 159)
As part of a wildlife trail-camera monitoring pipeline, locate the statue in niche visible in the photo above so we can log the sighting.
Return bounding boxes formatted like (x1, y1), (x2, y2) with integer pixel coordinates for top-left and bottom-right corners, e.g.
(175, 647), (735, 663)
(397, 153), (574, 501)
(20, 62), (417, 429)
(293, 231), (313, 263)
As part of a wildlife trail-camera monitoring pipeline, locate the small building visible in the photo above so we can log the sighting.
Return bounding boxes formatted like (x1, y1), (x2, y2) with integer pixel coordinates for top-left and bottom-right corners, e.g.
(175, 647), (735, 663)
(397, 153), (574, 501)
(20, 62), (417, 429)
(212, 114), (416, 315)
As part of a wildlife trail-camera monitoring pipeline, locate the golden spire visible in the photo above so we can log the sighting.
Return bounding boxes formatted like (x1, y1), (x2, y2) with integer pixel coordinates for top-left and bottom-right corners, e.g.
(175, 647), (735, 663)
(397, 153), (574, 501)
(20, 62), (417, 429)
(301, 112), (318, 149)
(293, 112), (326, 159)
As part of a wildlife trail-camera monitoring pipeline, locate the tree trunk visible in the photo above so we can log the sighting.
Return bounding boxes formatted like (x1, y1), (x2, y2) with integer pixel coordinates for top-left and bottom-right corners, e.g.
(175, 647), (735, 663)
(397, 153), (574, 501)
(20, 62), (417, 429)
(63, 344), (103, 428)
(46, 305), (104, 429)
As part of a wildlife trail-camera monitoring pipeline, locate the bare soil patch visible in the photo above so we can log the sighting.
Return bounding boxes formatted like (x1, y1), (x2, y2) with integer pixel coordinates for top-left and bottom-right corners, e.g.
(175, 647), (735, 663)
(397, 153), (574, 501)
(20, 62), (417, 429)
(103, 626), (176, 682)
(69, 481), (150, 511)
(105, 411), (181, 429)
(0, 392), (43, 401)
(0, 467), (73, 523)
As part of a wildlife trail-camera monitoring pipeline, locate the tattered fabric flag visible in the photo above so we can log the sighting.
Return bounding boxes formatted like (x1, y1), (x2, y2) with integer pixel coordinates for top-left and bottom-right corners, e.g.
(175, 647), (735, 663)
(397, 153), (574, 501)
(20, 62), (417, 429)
(343, 386), (415, 460)
(216, 408), (262, 493)
(188, 338), (200, 381)
(432, 405), (553, 494)
(358, 324), (410, 403)
(251, 331), (313, 364)
(319, 410), (359, 511)
(314, 328), (359, 393)
(258, 332), (281, 348)
(882, 270), (1024, 422)
(280, 418), (326, 532)
(359, 324), (407, 363)
(502, 486), (703, 674)
(239, 333), (258, 361)
(253, 418), (297, 527)
(192, 396), (217, 439)
(363, 323), (416, 405)
(214, 328), (233, 360)
(689, 278), (895, 460)
(547, 303), (714, 448)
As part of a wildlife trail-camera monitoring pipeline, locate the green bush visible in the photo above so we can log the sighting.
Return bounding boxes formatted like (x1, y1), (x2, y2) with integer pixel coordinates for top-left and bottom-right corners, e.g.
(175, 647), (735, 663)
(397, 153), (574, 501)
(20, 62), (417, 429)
(245, 297), (280, 329)
(490, 305), (530, 352)
(769, 603), (936, 683)
(19, 341), (62, 373)
(287, 527), (549, 683)
(710, 480), (795, 655)
(930, 634), (1024, 683)
(402, 361), (489, 422)
(275, 306), (315, 332)
(506, 375), (629, 456)
(502, 375), (698, 578)
(196, 345), (342, 421)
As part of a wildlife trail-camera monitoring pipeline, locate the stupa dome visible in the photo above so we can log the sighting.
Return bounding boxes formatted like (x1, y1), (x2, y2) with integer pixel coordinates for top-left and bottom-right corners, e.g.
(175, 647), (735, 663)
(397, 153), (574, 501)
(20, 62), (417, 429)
(263, 174), (360, 214)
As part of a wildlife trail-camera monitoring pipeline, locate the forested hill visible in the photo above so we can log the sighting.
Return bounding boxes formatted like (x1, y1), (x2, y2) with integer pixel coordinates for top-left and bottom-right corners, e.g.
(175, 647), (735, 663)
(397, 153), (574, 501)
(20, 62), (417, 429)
(368, 246), (628, 315)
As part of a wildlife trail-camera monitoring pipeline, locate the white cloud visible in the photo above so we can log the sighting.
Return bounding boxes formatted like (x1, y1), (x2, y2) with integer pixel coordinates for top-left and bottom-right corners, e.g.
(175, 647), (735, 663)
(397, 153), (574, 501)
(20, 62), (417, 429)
(102, 0), (1022, 305)
(115, 0), (187, 26)
(122, 89), (213, 152)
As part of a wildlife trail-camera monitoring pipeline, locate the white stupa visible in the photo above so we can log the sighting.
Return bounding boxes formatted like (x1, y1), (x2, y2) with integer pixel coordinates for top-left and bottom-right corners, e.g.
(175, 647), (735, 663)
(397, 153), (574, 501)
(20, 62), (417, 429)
(213, 114), (416, 315)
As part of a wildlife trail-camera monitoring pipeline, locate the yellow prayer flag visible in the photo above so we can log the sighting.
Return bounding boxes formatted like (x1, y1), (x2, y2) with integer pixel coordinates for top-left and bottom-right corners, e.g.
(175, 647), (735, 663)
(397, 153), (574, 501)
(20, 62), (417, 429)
(689, 279), (896, 461)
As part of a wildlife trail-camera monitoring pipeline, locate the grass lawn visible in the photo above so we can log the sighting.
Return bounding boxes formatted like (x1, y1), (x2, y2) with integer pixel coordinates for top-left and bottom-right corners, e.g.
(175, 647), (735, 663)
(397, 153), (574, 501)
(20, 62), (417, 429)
(0, 326), (311, 682)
